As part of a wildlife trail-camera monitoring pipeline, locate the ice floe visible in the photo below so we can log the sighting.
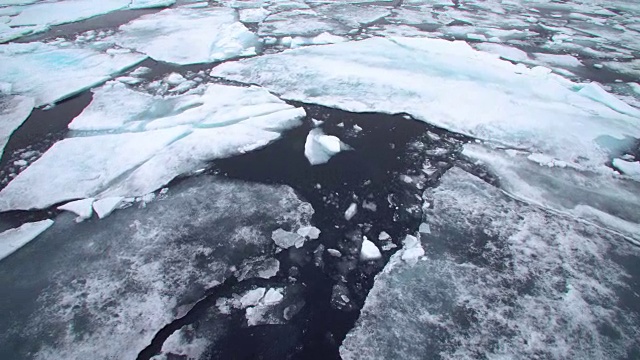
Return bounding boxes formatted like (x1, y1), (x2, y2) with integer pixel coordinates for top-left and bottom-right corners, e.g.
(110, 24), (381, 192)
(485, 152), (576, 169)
(113, 7), (260, 65)
(359, 237), (381, 261)
(0, 219), (53, 261)
(0, 42), (146, 106)
(0, 176), (312, 359)
(212, 37), (640, 170)
(0, 82), (305, 211)
(57, 198), (94, 221)
(341, 167), (640, 359)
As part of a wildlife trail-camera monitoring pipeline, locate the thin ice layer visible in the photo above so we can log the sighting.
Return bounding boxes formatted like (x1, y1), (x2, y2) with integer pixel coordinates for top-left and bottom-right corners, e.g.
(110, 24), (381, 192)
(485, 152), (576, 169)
(0, 42), (146, 106)
(113, 7), (259, 65)
(0, 219), (53, 261)
(341, 167), (640, 359)
(0, 127), (188, 211)
(0, 95), (33, 157)
(211, 37), (640, 169)
(0, 176), (313, 360)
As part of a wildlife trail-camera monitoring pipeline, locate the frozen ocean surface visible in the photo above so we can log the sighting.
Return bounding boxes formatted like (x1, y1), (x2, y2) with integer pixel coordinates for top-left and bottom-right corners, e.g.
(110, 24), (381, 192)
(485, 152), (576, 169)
(0, 0), (639, 359)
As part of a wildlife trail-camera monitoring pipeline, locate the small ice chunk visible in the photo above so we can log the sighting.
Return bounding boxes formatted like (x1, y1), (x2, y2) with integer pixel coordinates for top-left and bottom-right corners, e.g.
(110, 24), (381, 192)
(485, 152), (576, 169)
(57, 198), (94, 220)
(272, 228), (305, 249)
(93, 197), (125, 219)
(239, 8), (270, 23)
(262, 288), (284, 305)
(362, 200), (377, 212)
(0, 219), (54, 261)
(612, 158), (640, 180)
(130, 67), (151, 77)
(418, 222), (431, 234)
(165, 73), (186, 86)
(297, 226), (321, 239)
(240, 288), (266, 308)
(401, 234), (424, 262)
(327, 248), (342, 257)
(360, 237), (382, 261)
(378, 231), (391, 241)
(344, 203), (358, 221)
(593, 64), (603, 69)
(304, 128), (350, 165)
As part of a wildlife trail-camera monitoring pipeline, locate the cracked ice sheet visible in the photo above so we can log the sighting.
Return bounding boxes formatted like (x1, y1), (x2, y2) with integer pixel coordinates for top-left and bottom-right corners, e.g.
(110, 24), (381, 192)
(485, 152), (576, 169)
(341, 167), (640, 360)
(0, 95), (33, 158)
(259, 9), (351, 37)
(0, 42), (146, 106)
(0, 127), (188, 211)
(113, 7), (260, 65)
(0, 176), (313, 360)
(0, 219), (53, 261)
(462, 143), (640, 244)
(0, 82), (305, 211)
(211, 37), (640, 170)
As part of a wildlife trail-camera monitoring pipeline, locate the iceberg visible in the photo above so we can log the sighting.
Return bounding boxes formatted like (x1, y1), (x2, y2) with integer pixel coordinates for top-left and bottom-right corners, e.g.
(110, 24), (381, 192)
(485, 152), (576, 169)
(113, 7), (260, 65)
(211, 37), (640, 169)
(0, 42), (146, 106)
(0, 94), (33, 157)
(0, 219), (53, 261)
(341, 167), (640, 359)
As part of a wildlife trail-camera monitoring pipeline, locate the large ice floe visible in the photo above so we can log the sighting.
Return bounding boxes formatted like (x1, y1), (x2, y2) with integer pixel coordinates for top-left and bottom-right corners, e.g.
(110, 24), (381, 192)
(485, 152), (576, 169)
(211, 37), (640, 170)
(112, 7), (260, 65)
(0, 42), (146, 106)
(341, 167), (640, 359)
(0, 176), (313, 359)
(0, 81), (305, 211)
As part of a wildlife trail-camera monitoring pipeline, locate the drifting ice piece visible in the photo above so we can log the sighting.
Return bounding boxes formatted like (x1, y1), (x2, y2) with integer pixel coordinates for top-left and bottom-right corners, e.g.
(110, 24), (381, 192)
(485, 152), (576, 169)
(93, 197), (125, 219)
(8, 0), (130, 29)
(612, 158), (640, 180)
(344, 203), (358, 221)
(0, 42), (146, 106)
(57, 198), (94, 221)
(297, 226), (321, 239)
(304, 128), (350, 165)
(114, 7), (260, 65)
(272, 228), (305, 249)
(0, 219), (53, 261)
(129, 0), (176, 9)
(360, 238), (382, 261)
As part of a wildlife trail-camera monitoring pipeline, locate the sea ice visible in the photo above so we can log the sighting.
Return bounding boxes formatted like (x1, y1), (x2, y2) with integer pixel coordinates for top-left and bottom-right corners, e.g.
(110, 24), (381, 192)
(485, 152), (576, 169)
(0, 42), (146, 106)
(0, 176), (313, 359)
(344, 202), (357, 221)
(129, 0), (176, 9)
(0, 127), (188, 211)
(259, 9), (349, 37)
(297, 226), (321, 239)
(8, 0), (130, 28)
(113, 7), (260, 65)
(212, 37), (640, 169)
(0, 219), (53, 261)
(360, 238), (381, 261)
(57, 198), (94, 221)
(612, 158), (640, 180)
(304, 128), (349, 165)
(272, 228), (305, 249)
(92, 197), (125, 219)
(0, 95), (33, 157)
(341, 167), (640, 359)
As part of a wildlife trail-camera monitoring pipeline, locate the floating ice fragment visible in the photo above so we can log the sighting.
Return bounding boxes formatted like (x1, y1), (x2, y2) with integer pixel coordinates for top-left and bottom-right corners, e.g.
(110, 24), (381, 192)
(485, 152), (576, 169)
(93, 197), (125, 219)
(418, 222), (431, 234)
(240, 288), (266, 308)
(262, 288), (284, 305)
(576, 82), (640, 118)
(327, 248), (342, 257)
(400, 234), (424, 262)
(58, 198), (94, 221)
(612, 158), (640, 180)
(344, 202), (358, 221)
(360, 237), (382, 261)
(378, 231), (391, 241)
(304, 128), (350, 165)
(0, 219), (53, 261)
(297, 226), (321, 239)
(272, 228), (305, 249)
(129, 0), (176, 9)
(165, 72), (186, 86)
(8, 0), (130, 29)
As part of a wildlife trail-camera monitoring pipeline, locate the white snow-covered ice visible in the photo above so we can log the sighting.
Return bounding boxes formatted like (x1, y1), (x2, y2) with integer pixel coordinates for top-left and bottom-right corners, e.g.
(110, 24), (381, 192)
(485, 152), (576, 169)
(0, 94), (33, 157)
(0, 219), (53, 261)
(304, 128), (350, 165)
(113, 7), (260, 65)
